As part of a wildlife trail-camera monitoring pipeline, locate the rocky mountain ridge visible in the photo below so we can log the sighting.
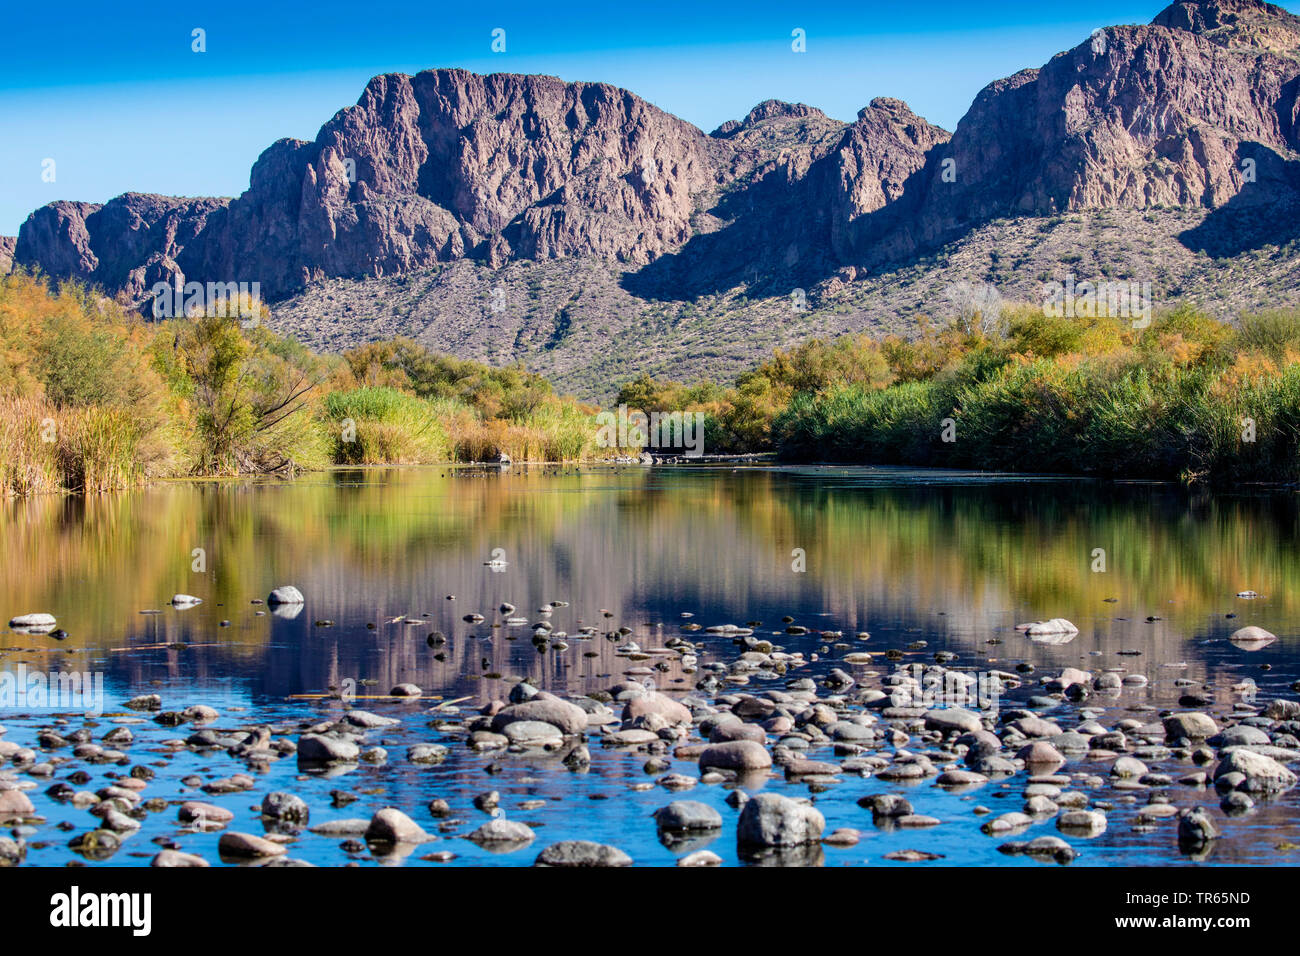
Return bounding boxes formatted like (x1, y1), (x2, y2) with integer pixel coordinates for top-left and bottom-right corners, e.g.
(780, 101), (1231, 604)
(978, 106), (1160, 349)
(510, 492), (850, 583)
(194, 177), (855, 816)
(9, 0), (1300, 398)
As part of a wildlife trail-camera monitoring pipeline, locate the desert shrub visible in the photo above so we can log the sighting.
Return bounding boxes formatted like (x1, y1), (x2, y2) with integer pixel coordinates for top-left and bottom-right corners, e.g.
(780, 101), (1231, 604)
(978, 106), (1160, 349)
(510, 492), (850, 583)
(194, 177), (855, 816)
(1236, 308), (1300, 360)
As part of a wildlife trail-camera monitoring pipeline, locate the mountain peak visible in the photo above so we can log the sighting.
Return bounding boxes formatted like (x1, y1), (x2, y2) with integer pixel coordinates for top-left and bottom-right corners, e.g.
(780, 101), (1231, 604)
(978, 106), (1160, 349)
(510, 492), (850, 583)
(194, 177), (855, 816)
(1151, 0), (1300, 50)
(711, 100), (827, 137)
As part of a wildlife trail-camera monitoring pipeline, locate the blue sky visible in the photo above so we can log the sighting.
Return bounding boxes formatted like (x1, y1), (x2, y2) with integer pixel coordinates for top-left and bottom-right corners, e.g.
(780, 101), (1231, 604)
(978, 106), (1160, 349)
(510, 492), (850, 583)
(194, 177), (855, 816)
(0, 0), (1282, 235)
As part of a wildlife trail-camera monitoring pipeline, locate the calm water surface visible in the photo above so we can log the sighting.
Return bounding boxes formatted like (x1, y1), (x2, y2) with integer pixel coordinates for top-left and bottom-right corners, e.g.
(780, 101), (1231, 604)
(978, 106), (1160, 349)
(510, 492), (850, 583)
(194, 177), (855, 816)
(3, 464), (1300, 866)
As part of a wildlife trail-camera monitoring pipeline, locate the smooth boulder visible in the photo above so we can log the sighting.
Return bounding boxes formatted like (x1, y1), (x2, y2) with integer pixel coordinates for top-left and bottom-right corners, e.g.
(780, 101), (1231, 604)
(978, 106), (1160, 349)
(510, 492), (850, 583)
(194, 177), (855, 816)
(737, 792), (825, 846)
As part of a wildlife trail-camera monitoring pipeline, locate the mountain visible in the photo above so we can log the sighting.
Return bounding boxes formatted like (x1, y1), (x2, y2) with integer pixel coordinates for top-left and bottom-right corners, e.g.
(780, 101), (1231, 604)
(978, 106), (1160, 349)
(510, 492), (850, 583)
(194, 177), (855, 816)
(11, 0), (1300, 399)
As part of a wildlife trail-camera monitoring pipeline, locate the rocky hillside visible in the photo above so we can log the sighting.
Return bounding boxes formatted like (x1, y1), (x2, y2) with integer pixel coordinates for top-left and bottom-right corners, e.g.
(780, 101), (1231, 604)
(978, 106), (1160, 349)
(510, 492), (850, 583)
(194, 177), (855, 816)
(11, 0), (1300, 399)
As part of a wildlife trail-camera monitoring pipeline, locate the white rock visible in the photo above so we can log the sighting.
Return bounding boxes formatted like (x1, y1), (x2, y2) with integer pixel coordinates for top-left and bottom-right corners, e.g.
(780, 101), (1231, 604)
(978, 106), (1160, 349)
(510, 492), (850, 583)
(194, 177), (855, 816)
(267, 585), (305, 605)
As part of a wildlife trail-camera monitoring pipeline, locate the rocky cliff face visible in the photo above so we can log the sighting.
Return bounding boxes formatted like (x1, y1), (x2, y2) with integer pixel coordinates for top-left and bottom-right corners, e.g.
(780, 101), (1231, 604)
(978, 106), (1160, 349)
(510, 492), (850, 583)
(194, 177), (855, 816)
(187, 70), (723, 296)
(15, 195), (229, 299)
(13, 68), (945, 301)
(888, 0), (1300, 263)
(0, 237), (14, 275)
(14, 0), (1300, 309)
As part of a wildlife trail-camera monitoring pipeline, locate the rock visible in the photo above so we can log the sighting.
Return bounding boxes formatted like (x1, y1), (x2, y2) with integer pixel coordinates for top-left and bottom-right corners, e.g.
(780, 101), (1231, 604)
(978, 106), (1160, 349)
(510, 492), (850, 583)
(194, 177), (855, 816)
(822, 827), (861, 846)
(501, 721), (564, 747)
(1011, 716), (1062, 738)
(1178, 806), (1219, 846)
(653, 800), (723, 831)
(365, 808), (432, 844)
(896, 814), (940, 827)
(182, 704), (219, 723)
(406, 743), (450, 763)
(1213, 748), (1298, 792)
(100, 808), (141, 833)
(677, 850), (723, 866)
(534, 840), (633, 867)
(261, 791), (310, 825)
(783, 757), (840, 777)
(737, 792), (825, 846)
(297, 734), (360, 763)
(0, 789), (35, 819)
(467, 818), (536, 843)
(1057, 810), (1107, 835)
(508, 682), (538, 704)
(698, 740), (772, 772)
(861, 793), (913, 818)
(218, 831), (287, 858)
(342, 710), (400, 729)
(1024, 795), (1060, 816)
(657, 773), (697, 790)
(1210, 725), (1271, 747)
(308, 819), (371, 836)
(390, 683), (422, 697)
(490, 694), (588, 735)
(152, 849), (210, 867)
(177, 801), (233, 826)
(1051, 667), (1092, 690)
(936, 769), (989, 787)
(622, 693), (692, 726)
(7, 612), (56, 632)
(1163, 713), (1219, 739)
(884, 849), (945, 862)
(267, 585), (304, 605)
(1229, 625), (1277, 646)
(982, 812), (1033, 834)
(1016, 741), (1065, 766)
(170, 594), (202, 607)
(1094, 671), (1123, 690)
(1111, 755), (1149, 778)
(69, 830), (121, 859)
(603, 728), (660, 746)
(924, 708), (983, 734)
(1220, 790), (1254, 813)
(1264, 699), (1300, 720)
(1019, 619), (1079, 637)
(999, 835), (1078, 863)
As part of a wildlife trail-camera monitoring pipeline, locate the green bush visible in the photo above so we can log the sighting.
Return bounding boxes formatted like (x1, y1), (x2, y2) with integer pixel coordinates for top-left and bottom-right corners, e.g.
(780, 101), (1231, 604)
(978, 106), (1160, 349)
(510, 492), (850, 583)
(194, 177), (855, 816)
(322, 387), (451, 464)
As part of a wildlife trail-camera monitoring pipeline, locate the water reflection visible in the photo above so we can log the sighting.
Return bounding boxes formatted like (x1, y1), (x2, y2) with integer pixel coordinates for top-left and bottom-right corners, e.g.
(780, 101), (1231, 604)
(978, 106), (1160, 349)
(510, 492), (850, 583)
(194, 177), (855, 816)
(3, 465), (1300, 866)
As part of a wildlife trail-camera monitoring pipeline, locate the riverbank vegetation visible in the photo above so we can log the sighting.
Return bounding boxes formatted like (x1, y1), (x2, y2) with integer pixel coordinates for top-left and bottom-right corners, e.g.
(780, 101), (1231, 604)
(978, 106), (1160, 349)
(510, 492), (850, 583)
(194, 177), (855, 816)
(617, 303), (1300, 484)
(9, 267), (1300, 496)
(0, 272), (611, 496)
